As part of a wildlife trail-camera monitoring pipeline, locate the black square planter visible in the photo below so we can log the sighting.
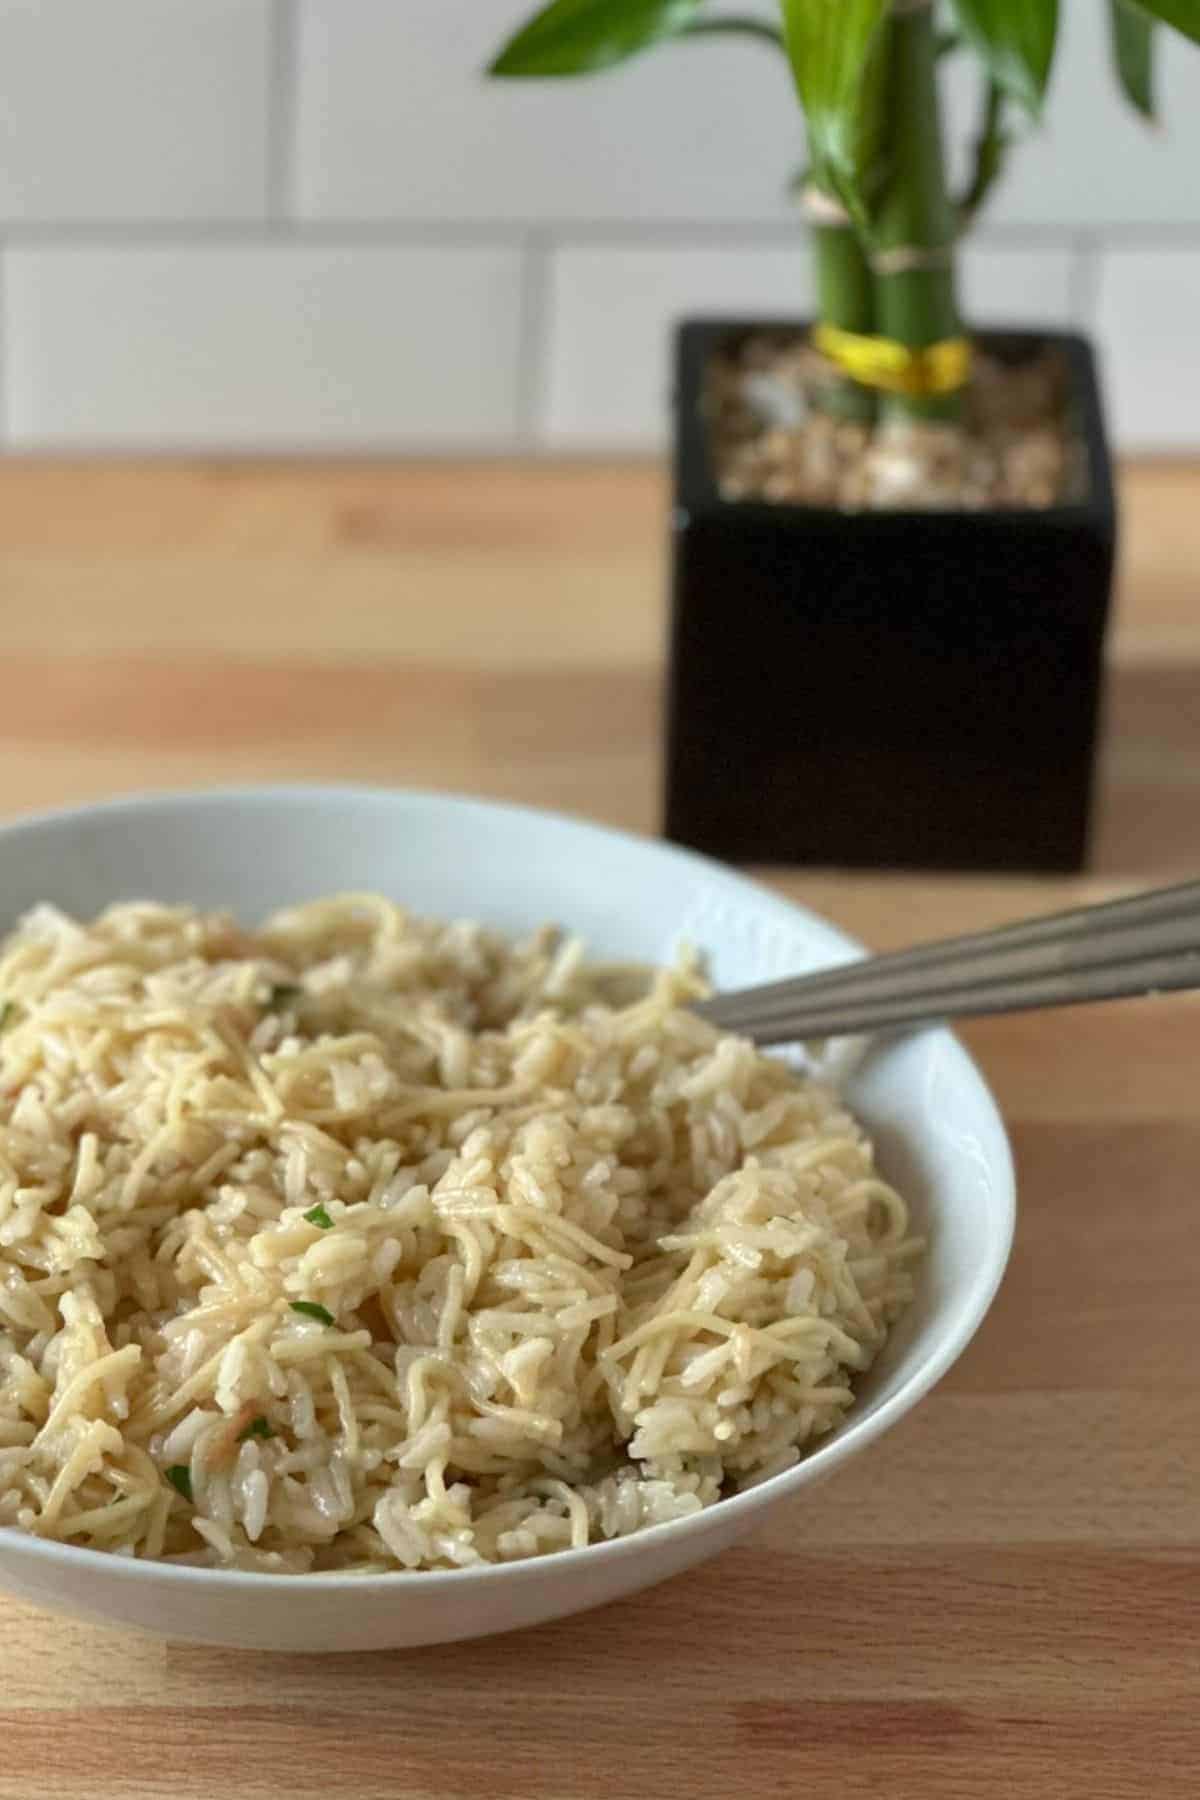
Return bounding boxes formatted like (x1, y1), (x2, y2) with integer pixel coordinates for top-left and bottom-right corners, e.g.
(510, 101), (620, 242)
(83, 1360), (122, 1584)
(664, 320), (1116, 872)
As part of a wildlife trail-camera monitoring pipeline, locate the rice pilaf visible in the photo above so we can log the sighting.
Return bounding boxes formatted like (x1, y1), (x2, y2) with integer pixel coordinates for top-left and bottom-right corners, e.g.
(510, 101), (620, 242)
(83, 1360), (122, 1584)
(0, 897), (920, 1571)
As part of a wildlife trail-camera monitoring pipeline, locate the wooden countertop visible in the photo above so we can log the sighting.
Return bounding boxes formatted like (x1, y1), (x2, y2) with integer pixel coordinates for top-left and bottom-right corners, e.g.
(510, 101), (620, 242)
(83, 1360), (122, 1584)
(3, 458), (1199, 1799)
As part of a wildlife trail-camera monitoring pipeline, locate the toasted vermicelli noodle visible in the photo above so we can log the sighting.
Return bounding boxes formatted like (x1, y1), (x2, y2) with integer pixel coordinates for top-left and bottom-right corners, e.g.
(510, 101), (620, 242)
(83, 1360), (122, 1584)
(0, 897), (920, 1572)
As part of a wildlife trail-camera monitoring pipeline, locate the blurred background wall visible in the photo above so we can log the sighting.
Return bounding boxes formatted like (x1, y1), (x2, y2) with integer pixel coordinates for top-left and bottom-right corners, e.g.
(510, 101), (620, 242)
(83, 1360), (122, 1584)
(0, 0), (1196, 455)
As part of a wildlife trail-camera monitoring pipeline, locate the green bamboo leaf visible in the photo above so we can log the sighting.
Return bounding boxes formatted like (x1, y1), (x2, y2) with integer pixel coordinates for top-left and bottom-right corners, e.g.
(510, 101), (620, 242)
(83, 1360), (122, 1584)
(1110, 0), (1156, 114)
(680, 16), (785, 49)
(1116, 0), (1200, 45)
(947, 0), (1059, 116)
(779, 0), (890, 218)
(959, 78), (1010, 223)
(489, 0), (705, 75)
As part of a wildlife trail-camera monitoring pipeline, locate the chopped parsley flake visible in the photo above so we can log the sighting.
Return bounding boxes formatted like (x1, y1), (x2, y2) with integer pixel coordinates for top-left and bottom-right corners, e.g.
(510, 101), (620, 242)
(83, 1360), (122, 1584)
(303, 1204), (333, 1230)
(237, 1415), (276, 1443)
(0, 1002), (16, 1030)
(289, 1301), (334, 1327)
(165, 1465), (194, 1503)
(266, 983), (303, 1009)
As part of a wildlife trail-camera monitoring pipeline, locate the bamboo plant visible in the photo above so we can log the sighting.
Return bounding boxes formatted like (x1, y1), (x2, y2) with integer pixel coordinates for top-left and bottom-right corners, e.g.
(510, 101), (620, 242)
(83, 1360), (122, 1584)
(489, 0), (1200, 455)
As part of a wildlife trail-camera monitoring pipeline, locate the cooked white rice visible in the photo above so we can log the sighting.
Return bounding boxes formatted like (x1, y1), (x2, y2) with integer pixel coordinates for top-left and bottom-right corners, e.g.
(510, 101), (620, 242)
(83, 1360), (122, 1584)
(0, 895), (920, 1572)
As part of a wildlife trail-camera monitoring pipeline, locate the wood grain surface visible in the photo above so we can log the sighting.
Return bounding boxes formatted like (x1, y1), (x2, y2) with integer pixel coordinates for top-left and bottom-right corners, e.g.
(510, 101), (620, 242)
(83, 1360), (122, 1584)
(2, 458), (1199, 1799)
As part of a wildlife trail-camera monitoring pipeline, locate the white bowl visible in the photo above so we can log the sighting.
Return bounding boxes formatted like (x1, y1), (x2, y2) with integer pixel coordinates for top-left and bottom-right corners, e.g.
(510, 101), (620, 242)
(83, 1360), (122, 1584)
(0, 786), (1013, 1650)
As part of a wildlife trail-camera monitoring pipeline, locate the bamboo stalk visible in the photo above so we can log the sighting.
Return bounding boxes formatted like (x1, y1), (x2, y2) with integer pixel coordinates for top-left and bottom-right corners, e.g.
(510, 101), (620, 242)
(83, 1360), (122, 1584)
(871, 0), (963, 426)
(803, 183), (877, 423)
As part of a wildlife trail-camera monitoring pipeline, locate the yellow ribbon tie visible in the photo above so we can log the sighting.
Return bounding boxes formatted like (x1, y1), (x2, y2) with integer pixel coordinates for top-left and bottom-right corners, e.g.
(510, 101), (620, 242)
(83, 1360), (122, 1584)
(812, 323), (971, 397)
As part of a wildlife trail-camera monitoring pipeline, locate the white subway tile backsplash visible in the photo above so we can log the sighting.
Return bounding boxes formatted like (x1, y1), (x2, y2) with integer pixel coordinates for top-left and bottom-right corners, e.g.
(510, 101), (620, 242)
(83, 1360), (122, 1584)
(5, 245), (524, 449)
(0, 1), (1185, 453)
(294, 0), (801, 225)
(1095, 247), (1200, 450)
(295, 1), (1200, 233)
(540, 241), (1081, 451)
(0, 0), (272, 223)
(957, 246), (1079, 331)
(540, 244), (813, 451)
(943, 1), (1200, 229)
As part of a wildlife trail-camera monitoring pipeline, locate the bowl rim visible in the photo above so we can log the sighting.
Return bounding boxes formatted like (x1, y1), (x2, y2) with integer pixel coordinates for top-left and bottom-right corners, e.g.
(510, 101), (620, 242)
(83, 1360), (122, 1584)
(0, 782), (1016, 1593)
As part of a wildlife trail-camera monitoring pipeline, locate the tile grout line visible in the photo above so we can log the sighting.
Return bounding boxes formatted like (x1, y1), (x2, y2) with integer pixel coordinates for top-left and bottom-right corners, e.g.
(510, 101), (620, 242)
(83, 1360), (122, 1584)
(266, 0), (299, 223)
(0, 219), (1199, 249)
(1069, 230), (1104, 333)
